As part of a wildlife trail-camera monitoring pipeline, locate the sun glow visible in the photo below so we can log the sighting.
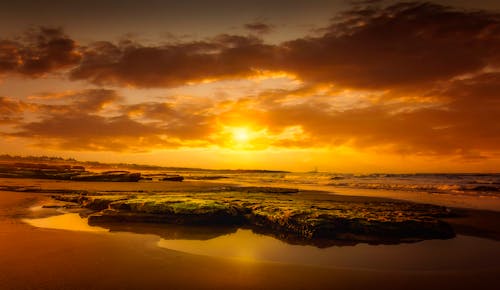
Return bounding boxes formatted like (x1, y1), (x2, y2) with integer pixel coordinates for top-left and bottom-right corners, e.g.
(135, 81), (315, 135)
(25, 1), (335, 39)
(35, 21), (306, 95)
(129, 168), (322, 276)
(217, 126), (266, 150)
(232, 127), (250, 143)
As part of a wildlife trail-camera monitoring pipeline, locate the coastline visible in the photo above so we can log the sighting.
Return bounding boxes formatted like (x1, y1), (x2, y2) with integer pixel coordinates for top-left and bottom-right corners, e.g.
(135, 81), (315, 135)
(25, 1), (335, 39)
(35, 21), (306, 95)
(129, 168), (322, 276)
(1, 185), (500, 289)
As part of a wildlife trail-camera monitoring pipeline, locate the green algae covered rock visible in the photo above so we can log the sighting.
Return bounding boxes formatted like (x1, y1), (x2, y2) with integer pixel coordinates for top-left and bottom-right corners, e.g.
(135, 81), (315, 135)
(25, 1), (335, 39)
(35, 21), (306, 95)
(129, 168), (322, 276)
(57, 190), (457, 246)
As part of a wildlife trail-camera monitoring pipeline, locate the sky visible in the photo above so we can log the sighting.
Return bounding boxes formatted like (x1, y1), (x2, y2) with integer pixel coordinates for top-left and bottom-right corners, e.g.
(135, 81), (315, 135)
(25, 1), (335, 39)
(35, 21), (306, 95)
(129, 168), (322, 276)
(0, 0), (499, 172)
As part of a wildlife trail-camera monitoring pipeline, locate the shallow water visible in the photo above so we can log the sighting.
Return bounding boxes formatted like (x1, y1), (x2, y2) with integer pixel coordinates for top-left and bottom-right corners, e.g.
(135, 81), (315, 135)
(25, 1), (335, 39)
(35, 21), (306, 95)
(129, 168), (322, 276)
(2, 173), (500, 211)
(178, 172), (500, 210)
(158, 229), (500, 271)
(23, 211), (500, 271)
(23, 212), (108, 232)
(206, 172), (500, 211)
(180, 172), (500, 197)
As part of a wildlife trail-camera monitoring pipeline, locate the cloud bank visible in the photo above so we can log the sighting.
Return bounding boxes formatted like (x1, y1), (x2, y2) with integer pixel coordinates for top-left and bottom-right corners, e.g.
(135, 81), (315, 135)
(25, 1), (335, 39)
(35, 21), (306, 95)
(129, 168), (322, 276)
(0, 1), (499, 161)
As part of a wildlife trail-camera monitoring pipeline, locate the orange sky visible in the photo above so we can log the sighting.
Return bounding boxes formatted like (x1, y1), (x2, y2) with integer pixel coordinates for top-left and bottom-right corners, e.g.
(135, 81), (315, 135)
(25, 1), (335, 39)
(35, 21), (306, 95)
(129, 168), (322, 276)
(0, 1), (499, 172)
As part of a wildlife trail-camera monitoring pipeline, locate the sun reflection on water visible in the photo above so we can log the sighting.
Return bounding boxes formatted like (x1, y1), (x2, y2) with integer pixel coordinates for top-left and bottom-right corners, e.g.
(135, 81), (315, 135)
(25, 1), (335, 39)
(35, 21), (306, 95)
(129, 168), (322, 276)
(23, 212), (500, 271)
(23, 213), (108, 232)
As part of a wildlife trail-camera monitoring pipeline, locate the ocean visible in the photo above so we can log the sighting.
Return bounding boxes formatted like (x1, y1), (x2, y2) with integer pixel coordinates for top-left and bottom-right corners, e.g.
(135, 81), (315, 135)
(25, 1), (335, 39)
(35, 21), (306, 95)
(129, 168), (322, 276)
(168, 171), (500, 211)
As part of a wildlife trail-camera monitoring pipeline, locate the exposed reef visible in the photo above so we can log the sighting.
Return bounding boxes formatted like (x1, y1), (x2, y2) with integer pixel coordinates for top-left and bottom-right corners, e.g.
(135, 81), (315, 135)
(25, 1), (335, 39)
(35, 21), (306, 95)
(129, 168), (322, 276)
(185, 175), (229, 180)
(161, 175), (184, 182)
(0, 163), (142, 182)
(71, 171), (141, 182)
(52, 188), (456, 247)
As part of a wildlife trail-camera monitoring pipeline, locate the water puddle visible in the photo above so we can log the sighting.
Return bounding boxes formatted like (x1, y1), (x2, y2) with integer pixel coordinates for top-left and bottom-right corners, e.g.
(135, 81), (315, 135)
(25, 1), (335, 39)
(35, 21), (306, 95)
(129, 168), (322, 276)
(23, 213), (108, 232)
(157, 228), (500, 270)
(24, 211), (500, 271)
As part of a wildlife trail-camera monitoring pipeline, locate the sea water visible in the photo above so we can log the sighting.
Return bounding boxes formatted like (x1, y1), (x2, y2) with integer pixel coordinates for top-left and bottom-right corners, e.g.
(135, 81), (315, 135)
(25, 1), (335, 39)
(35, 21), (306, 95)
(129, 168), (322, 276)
(24, 211), (500, 271)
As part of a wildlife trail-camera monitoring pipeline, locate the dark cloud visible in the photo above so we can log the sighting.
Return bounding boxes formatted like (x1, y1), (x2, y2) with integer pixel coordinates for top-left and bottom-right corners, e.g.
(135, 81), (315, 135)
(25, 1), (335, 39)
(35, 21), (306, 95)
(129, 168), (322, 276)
(263, 102), (470, 155)
(15, 114), (158, 139)
(0, 97), (25, 124)
(8, 89), (154, 151)
(67, 89), (122, 112)
(12, 113), (172, 152)
(27, 89), (122, 116)
(281, 1), (500, 89)
(68, 2), (500, 89)
(0, 41), (19, 73)
(9, 90), (216, 151)
(244, 22), (274, 34)
(1, 2), (499, 91)
(124, 101), (216, 139)
(69, 35), (277, 87)
(251, 73), (500, 158)
(0, 27), (81, 77)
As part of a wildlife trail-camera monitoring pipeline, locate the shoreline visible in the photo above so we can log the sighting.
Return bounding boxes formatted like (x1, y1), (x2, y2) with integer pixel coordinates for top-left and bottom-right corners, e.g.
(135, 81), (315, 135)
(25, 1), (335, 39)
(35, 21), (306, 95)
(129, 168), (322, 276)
(2, 175), (500, 243)
(1, 190), (500, 289)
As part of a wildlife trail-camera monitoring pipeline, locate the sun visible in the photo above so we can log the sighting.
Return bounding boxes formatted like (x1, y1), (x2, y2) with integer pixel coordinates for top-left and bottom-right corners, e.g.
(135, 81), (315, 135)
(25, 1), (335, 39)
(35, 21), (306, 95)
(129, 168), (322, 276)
(232, 127), (250, 143)
(220, 125), (266, 149)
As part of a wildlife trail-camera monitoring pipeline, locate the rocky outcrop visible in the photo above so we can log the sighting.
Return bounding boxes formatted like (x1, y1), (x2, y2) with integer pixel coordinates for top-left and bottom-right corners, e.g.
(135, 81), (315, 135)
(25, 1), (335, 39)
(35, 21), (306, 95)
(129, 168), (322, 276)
(0, 162), (84, 180)
(161, 175), (184, 182)
(0, 162), (141, 182)
(186, 175), (229, 180)
(232, 186), (299, 194)
(70, 171), (141, 182)
(55, 190), (456, 246)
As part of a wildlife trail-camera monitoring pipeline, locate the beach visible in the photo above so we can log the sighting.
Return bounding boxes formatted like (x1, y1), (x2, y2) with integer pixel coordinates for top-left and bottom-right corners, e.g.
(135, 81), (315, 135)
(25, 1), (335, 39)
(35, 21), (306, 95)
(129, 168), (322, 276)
(2, 1), (500, 288)
(1, 178), (500, 290)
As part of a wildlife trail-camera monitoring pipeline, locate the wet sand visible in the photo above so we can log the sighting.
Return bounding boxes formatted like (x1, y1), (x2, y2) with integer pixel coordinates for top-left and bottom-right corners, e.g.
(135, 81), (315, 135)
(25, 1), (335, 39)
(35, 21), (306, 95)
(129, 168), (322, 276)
(1, 190), (500, 290)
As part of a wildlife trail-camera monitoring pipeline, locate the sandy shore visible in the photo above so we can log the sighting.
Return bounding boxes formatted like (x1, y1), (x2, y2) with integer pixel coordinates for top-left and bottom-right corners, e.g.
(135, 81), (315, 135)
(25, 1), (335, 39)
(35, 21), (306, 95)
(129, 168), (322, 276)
(0, 190), (499, 290)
